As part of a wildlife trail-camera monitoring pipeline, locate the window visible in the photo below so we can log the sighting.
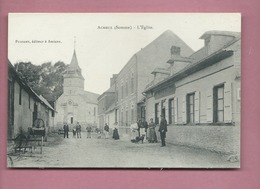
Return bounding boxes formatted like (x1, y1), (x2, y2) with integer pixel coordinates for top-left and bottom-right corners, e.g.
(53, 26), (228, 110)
(131, 109), (134, 122)
(131, 73), (134, 93)
(187, 93), (195, 123)
(29, 95), (31, 109)
(19, 85), (22, 105)
(121, 84), (124, 99)
(141, 106), (146, 121)
(125, 110), (128, 126)
(121, 111), (124, 126)
(125, 80), (128, 97)
(115, 109), (118, 123)
(168, 98), (174, 124)
(52, 110), (55, 117)
(213, 85), (224, 123)
(155, 103), (159, 124)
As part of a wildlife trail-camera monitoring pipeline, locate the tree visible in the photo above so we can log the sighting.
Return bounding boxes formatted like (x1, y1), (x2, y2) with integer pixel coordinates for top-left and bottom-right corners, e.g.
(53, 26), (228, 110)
(14, 61), (68, 103)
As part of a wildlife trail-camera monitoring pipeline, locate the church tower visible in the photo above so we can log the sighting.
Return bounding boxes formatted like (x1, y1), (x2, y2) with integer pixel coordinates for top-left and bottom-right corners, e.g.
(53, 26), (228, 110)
(63, 50), (85, 95)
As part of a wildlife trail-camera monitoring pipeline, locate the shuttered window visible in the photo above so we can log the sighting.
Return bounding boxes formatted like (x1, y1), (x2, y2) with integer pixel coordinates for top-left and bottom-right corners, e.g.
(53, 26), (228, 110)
(206, 88), (213, 123)
(214, 85), (224, 123)
(174, 98), (178, 124)
(187, 93), (195, 123)
(194, 91), (200, 123)
(168, 98), (174, 124)
(155, 103), (159, 124)
(212, 82), (232, 124)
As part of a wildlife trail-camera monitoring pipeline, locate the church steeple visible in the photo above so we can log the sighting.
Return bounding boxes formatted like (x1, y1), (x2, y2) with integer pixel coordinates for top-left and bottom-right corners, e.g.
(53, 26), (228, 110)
(63, 43), (85, 95)
(66, 49), (84, 79)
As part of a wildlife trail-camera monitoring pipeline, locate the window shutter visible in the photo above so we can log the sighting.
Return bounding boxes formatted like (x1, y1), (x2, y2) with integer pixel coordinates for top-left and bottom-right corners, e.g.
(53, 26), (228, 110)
(224, 82), (233, 123)
(206, 88), (213, 123)
(195, 91), (200, 124)
(174, 97), (178, 124)
(182, 96), (187, 124)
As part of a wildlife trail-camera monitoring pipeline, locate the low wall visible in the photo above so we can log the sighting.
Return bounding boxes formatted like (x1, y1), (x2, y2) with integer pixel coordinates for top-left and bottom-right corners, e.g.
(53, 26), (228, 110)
(166, 124), (240, 154)
(117, 124), (240, 155)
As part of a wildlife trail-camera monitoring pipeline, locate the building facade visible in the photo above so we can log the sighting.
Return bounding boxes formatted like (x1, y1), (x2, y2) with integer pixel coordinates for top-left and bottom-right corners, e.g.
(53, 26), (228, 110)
(144, 31), (241, 154)
(54, 50), (99, 129)
(8, 61), (55, 139)
(100, 30), (194, 133)
(97, 77), (117, 130)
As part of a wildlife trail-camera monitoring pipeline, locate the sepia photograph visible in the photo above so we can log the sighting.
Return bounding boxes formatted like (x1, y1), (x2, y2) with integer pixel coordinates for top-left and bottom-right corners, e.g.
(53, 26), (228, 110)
(7, 13), (241, 168)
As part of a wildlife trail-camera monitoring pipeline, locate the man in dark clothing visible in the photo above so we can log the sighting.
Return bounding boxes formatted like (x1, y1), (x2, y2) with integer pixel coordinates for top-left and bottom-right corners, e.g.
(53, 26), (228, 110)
(158, 115), (167, 147)
(104, 123), (109, 139)
(76, 122), (81, 138)
(63, 122), (69, 138)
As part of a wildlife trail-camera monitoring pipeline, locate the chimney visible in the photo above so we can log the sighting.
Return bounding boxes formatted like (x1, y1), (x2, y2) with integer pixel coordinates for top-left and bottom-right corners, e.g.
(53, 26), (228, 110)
(110, 74), (118, 87)
(171, 46), (181, 57)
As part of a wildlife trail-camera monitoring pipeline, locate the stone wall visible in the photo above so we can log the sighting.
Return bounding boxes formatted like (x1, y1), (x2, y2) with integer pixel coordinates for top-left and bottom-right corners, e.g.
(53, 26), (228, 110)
(165, 124), (240, 154)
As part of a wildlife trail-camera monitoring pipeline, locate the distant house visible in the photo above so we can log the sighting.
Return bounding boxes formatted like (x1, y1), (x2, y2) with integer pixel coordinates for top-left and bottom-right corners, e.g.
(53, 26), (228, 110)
(143, 31), (241, 154)
(54, 50), (99, 129)
(8, 60), (55, 139)
(98, 30), (194, 132)
(97, 75), (117, 130)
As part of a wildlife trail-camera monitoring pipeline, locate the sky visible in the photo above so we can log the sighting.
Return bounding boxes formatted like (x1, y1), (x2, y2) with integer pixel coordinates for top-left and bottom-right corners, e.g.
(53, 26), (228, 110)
(8, 13), (241, 94)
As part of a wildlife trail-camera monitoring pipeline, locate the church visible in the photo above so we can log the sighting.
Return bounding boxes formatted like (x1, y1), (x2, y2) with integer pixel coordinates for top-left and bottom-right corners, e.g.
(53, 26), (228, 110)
(54, 49), (99, 129)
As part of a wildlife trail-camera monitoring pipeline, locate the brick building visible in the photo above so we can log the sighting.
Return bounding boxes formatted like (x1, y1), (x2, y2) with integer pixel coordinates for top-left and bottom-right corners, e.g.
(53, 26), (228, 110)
(143, 31), (241, 154)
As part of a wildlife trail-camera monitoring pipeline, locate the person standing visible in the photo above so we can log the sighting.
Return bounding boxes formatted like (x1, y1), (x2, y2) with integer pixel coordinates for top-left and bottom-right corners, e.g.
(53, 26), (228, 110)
(86, 126), (92, 138)
(137, 120), (142, 137)
(76, 122), (81, 138)
(104, 123), (109, 139)
(148, 118), (157, 143)
(139, 119), (146, 137)
(158, 115), (167, 147)
(112, 127), (120, 140)
(63, 122), (69, 138)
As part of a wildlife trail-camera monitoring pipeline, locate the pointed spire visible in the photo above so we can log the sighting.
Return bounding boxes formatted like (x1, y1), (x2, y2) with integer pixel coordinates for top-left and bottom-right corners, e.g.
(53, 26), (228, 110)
(74, 36), (76, 50)
(70, 49), (80, 68)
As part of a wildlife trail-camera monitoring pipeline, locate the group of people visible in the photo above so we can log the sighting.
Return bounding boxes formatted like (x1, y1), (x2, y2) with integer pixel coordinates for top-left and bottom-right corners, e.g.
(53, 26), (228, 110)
(103, 123), (120, 140)
(62, 122), (89, 139)
(63, 116), (167, 147)
(131, 115), (168, 147)
(63, 122), (120, 140)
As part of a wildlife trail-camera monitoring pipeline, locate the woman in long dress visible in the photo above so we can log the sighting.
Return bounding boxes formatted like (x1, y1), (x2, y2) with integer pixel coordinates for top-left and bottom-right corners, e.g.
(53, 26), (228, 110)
(148, 118), (157, 143)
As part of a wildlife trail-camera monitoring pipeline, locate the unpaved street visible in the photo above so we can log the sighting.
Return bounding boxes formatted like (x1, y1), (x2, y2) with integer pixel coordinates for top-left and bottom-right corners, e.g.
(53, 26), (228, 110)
(9, 132), (239, 168)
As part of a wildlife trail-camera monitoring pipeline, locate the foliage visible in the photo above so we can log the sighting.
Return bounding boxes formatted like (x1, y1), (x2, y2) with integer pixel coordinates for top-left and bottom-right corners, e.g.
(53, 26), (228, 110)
(14, 61), (68, 103)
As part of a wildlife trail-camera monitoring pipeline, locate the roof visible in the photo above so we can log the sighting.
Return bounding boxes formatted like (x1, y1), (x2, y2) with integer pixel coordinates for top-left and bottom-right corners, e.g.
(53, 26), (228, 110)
(38, 95), (55, 111)
(105, 103), (116, 113)
(200, 30), (241, 39)
(69, 50), (80, 69)
(167, 55), (193, 64)
(189, 47), (208, 62)
(144, 33), (241, 93)
(151, 67), (170, 75)
(81, 91), (100, 104)
(97, 85), (116, 101)
(115, 30), (195, 76)
(65, 50), (84, 79)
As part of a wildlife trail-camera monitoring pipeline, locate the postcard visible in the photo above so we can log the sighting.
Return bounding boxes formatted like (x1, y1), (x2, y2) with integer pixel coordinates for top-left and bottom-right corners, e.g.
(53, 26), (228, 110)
(7, 13), (241, 168)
